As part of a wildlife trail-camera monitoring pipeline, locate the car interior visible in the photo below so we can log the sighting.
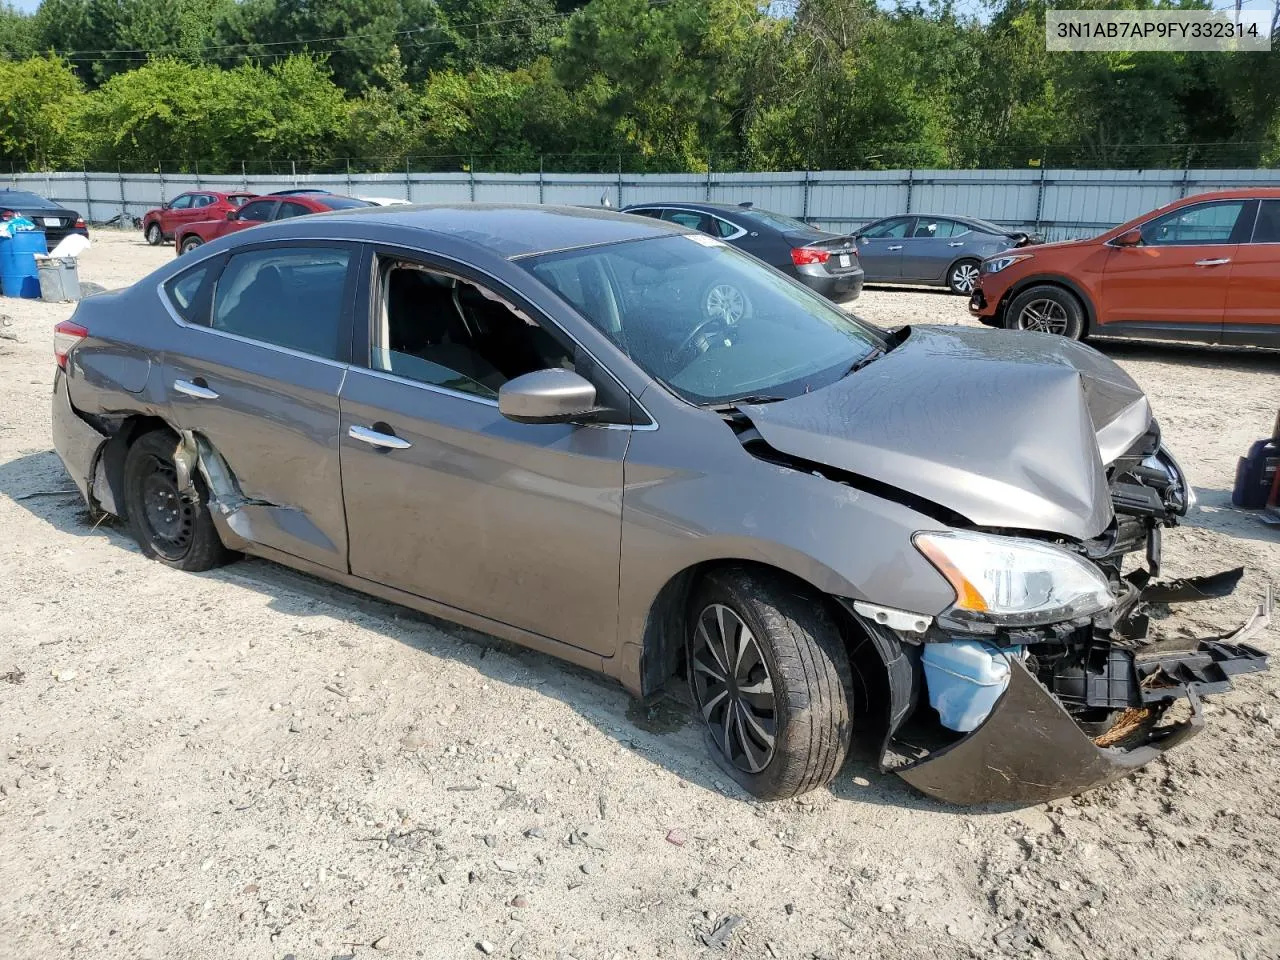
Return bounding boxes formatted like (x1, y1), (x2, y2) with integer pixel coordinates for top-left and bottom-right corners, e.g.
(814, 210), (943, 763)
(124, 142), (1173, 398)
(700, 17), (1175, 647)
(376, 260), (575, 398)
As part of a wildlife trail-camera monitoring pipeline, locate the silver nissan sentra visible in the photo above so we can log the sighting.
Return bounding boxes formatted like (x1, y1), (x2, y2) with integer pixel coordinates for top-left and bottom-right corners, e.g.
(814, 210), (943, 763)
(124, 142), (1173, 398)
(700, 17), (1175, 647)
(51, 204), (1272, 804)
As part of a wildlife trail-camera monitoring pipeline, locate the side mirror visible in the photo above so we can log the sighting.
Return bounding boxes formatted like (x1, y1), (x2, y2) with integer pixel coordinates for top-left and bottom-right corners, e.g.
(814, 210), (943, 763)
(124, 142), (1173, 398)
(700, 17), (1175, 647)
(499, 369), (597, 424)
(225, 210), (239, 221)
(1114, 227), (1142, 247)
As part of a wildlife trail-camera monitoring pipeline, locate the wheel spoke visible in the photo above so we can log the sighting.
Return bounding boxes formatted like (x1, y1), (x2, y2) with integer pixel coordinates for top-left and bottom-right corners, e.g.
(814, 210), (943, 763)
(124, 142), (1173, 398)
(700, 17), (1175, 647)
(733, 703), (770, 772)
(692, 650), (726, 683)
(700, 688), (729, 723)
(738, 702), (776, 749)
(715, 606), (738, 674)
(720, 698), (738, 762)
(696, 617), (729, 676)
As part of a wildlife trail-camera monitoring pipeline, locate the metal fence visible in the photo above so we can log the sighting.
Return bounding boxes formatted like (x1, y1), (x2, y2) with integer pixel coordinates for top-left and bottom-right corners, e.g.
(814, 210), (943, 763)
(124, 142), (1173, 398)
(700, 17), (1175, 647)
(8, 167), (1280, 240)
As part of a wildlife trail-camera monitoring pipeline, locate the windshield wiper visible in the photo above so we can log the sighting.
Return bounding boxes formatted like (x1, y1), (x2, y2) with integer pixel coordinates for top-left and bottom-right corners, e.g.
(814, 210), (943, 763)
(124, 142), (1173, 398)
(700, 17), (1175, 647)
(707, 394), (787, 412)
(843, 347), (884, 377)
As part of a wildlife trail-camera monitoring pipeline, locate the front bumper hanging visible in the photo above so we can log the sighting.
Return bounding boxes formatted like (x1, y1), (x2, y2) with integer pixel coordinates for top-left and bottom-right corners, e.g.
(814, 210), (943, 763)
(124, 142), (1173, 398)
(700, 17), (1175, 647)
(884, 580), (1273, 806)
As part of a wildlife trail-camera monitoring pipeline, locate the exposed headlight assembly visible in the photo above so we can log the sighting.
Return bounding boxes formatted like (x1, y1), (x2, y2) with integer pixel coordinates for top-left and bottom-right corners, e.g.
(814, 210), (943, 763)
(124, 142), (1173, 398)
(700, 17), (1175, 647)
(981, 253), (1034, 274)
(914, 530), (1114, 626)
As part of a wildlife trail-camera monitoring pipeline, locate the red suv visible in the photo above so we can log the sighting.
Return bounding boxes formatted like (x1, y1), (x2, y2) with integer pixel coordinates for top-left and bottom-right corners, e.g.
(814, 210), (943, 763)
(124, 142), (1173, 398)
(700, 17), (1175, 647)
(970, 188), (1280, 348)
(174, 193), (376, 255)
(142, 191), (254, 246)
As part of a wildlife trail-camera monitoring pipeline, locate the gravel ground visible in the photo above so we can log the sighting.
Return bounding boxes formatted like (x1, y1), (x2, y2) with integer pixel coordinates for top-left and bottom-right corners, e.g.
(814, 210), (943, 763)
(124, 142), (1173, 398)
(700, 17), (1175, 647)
(1, 232), (1279, 960)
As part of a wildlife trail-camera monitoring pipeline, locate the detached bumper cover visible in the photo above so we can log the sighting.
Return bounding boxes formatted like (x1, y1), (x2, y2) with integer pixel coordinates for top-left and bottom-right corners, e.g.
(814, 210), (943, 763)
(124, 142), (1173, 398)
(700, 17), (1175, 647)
(889, 586), (1273, 805)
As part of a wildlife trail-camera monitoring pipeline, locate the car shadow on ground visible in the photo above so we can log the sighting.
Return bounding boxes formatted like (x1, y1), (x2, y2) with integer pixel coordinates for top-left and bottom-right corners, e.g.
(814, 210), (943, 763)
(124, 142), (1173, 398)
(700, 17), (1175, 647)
(0, 449), (950, 813)
(1088, 336), (1280, 371)
(862, 283), (955, 296)
(1184, 486), (1280, 546)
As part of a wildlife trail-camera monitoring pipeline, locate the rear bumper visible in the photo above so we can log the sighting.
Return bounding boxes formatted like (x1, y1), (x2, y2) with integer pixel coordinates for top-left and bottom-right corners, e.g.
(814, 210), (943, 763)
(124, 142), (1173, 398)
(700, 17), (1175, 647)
(797, 267), (865, 303)
(878, 579), (1273, 806)
(51, 367), (109, 509)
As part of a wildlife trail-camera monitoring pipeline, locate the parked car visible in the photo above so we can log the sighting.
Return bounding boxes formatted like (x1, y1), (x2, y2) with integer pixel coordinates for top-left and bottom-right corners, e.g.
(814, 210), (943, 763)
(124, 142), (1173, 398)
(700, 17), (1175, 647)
(174, 193), (375, 254)
(268, 188), (333, 196)
(855, 214), (1037, 295)
(0, 189), (89, 250)
(622, 201), (863, 305)
(142, 191), (255, 246)
(51, 204), (1271, 804)
(970, 188), (1280, 348)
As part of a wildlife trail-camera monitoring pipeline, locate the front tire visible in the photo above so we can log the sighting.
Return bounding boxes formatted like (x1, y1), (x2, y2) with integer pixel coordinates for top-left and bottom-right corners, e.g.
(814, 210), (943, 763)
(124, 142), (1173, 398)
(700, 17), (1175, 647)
(180, 235), (203, 255)
(122, 430), (234, 572)
(947, 259), (980, 295)
(1005, 284), (1086, 339)
(145, 222), (163, 246)
(688, 568), (853, 800)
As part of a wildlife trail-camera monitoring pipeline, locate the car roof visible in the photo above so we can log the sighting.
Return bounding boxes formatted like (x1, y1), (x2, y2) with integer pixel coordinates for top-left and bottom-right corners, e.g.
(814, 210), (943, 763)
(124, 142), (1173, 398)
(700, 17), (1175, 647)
(288, 202), (688, 258)
(624, 200), (758, 215)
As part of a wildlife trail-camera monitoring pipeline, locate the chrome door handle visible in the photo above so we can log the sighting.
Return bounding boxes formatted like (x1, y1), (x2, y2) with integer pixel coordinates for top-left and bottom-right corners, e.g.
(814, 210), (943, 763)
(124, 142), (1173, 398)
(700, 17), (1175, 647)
(948, 241), (965, 247)
(173, 378), (218, 400)
(887, 245), (903, 251)
(349, 424), (412, 450)
(1194, 258), (1231, 266)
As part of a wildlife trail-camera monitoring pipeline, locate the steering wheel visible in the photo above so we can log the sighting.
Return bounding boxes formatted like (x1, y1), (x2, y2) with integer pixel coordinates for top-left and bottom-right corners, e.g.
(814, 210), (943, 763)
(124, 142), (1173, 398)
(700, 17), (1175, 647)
(671, 315), (730, 367)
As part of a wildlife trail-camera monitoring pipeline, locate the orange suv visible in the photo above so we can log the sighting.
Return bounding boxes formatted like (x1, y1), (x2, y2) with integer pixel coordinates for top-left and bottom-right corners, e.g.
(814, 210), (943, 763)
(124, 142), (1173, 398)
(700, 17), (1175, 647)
(970, 188), (1280, 348)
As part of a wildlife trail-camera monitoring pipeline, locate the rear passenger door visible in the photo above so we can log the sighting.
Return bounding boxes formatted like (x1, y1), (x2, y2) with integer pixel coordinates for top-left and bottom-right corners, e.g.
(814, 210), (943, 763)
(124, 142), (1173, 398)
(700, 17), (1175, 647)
(1222, 199), (1280, 346)
(160, 241), (357, 570)
(899, 218), (961, 281)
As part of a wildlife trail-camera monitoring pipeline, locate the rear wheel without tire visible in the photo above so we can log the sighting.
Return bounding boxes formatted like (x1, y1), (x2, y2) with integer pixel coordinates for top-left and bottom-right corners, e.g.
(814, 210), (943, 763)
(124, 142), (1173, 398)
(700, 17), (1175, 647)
(180, 236), (203, 255)
(145, 222), (163, 246)
(122, 430), (234, 571)
(947, 259), (980, 295)
(688, 568), (854, 800)
(1006, 284), (1086, 339)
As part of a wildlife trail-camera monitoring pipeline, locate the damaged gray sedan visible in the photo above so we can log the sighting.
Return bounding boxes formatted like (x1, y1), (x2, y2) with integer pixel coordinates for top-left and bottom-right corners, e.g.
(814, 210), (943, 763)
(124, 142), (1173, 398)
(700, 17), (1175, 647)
(51, 204), (1272, 804)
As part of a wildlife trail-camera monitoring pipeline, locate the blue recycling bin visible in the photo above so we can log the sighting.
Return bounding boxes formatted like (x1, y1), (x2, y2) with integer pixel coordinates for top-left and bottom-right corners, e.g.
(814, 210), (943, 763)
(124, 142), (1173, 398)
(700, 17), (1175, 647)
(0, 230), (49, 298)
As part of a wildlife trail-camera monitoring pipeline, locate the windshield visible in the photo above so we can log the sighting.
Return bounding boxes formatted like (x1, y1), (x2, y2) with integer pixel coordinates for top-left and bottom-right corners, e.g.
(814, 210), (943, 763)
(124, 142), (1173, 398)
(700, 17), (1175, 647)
(318, 196), (376, 210)
(522, 235), (883, 406)
(0, 191), (57, 208)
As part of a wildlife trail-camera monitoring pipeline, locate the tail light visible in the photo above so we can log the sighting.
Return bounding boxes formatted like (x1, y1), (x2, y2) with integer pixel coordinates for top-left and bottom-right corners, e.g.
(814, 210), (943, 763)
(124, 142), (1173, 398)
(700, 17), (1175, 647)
(74, 217), (86, 228)
(790, 247), (830, 266)
(54, 320), (88, 370)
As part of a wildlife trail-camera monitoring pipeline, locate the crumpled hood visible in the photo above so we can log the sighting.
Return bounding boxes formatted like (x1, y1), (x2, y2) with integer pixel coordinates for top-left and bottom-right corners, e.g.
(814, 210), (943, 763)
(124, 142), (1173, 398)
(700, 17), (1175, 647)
(742, 325), (1150, 541)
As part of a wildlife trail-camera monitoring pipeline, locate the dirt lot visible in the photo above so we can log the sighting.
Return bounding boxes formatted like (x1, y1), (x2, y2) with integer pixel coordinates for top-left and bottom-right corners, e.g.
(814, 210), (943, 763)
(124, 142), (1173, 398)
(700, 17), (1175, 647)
(1, 231), (1278, 960)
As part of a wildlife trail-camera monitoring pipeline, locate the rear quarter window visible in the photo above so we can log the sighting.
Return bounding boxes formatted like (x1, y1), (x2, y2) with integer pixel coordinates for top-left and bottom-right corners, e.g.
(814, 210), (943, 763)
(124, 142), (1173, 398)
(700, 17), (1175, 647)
(163, 262), (215, 323)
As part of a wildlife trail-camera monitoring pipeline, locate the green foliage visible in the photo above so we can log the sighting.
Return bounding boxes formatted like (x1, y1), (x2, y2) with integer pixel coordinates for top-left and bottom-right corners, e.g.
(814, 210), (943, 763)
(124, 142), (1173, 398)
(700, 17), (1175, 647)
(0, 0), (1277, 172)
(0, 56), (86, 169)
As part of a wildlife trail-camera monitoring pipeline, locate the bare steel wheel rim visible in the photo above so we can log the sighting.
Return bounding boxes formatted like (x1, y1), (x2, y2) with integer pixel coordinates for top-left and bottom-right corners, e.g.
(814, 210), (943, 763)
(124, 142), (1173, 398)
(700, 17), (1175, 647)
(139, 455), (195, 560)
(690, 603), (777, 774)
(1017, 298), (1069, 334)
(705, 284), (746, 325)
(951, 263), (979, 293)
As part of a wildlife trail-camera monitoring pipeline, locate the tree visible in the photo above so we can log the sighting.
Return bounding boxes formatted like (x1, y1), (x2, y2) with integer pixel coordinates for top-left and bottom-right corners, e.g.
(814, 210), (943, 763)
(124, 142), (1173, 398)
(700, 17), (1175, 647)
(0, 56), (87, 169)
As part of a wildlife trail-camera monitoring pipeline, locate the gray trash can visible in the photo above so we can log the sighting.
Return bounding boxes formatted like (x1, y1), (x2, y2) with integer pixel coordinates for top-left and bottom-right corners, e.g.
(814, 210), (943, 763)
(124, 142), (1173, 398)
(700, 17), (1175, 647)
(36, 256), (82, 303)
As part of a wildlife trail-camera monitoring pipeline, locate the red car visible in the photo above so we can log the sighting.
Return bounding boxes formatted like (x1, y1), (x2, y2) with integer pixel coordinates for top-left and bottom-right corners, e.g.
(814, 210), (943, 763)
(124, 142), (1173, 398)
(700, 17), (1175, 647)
(142, 191), (255, 246)
(970, 187), (1280, 348)
(174, 193), (376, 255)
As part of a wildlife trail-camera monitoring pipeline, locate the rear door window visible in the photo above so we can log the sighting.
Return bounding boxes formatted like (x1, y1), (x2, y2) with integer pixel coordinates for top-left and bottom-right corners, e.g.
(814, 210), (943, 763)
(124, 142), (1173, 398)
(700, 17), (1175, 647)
(211, 246), (353, 360)
(275, 201), (311, 220)
(1250, 200), (1280, 243)
(662, 209), (712, 234)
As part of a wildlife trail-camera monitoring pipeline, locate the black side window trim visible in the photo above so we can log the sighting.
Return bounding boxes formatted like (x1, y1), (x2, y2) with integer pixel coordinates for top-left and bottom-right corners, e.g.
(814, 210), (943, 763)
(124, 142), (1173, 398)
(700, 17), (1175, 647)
(192, 239), (360, 364)
(163, 252), (226, 326)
